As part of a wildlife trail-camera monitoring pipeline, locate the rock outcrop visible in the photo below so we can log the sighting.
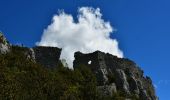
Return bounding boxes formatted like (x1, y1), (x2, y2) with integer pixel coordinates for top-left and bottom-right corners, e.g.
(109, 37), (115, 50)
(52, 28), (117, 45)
(73, 51), (158, 100)
(0, 33), (158, 99)
(0, 33), (61, 68)
(0, 32), (10, 54)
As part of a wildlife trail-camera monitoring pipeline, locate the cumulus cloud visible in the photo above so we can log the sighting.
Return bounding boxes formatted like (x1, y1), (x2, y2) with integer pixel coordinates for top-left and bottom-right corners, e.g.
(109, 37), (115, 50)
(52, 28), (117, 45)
(36, 7), (123, 68)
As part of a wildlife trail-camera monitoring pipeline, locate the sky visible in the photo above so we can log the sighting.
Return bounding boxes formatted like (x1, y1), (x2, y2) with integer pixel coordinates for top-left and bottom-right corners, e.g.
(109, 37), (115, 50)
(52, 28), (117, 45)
(0, 0), (170, 99)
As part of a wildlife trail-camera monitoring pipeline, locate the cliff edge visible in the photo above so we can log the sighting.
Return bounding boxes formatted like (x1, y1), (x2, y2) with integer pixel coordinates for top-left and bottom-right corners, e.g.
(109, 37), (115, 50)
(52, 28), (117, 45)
(74, 51), (158, 100)
(0, 33), (158, 100)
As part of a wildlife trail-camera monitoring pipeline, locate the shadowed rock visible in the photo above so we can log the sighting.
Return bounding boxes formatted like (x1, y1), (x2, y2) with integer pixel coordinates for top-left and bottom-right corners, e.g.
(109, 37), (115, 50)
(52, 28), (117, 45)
(73, 51), (158, 100)
(27, 46), (62, 68)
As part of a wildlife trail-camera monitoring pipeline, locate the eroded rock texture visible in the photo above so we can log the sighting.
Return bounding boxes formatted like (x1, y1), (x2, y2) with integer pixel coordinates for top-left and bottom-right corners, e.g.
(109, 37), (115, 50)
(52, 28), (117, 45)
(73, 51), (158, 100)
(0, 33), (10, 54)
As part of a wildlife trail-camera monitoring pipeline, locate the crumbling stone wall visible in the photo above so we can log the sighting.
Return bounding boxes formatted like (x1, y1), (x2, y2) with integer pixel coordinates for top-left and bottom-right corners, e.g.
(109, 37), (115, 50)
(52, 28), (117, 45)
(74, 51), (109, 85)
(29, 46), (62, 68)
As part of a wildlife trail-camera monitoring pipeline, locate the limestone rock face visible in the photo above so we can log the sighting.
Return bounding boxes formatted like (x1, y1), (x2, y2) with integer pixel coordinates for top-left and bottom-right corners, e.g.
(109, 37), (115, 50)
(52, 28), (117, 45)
(97, 83), (117, 96)
(73, 51), (158, 100)
(115, 69), (130, 95)
(0, 33), (10, 54)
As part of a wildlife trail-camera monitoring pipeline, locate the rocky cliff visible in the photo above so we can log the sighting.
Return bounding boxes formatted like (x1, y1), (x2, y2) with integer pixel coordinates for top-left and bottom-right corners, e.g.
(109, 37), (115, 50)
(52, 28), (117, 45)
(73, 51), (158, 100)
(0, 33), (158, 100)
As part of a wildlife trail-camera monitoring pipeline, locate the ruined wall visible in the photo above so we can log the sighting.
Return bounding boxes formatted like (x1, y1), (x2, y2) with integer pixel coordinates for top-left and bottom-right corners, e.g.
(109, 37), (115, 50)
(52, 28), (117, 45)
(74, 51), (108, 85)
(0, 33), (10, 54)
(27, 46), (61, 68)
(33, 46), (61, 68)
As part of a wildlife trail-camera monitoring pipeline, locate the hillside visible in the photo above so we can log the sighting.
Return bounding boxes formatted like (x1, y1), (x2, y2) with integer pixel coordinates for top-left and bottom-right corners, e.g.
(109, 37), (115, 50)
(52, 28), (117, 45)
(0, 33), (158, 100)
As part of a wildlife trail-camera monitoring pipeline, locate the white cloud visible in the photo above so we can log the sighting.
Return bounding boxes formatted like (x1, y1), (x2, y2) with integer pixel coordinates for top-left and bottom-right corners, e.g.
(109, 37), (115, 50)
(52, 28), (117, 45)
(36, 7), (123, 68)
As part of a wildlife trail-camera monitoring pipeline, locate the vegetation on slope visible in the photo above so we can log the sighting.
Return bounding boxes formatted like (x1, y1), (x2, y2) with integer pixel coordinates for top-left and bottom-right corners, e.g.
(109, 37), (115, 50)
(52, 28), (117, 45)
(0, 46), (140, 100)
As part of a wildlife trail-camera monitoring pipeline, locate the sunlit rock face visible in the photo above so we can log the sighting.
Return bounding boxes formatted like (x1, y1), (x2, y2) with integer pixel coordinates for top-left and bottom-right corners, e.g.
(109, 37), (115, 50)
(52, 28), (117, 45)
(0, 33), (10, 54)
(73, 51), (158, 100)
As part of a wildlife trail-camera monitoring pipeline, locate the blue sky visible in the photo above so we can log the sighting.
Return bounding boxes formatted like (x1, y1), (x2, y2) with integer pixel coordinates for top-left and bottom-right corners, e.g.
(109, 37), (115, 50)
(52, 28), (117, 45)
(0, 0), (170, 99)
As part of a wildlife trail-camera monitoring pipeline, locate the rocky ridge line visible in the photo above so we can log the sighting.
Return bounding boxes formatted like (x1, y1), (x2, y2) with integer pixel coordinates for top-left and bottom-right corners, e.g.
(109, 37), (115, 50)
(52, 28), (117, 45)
(0, 33), (158, 100)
